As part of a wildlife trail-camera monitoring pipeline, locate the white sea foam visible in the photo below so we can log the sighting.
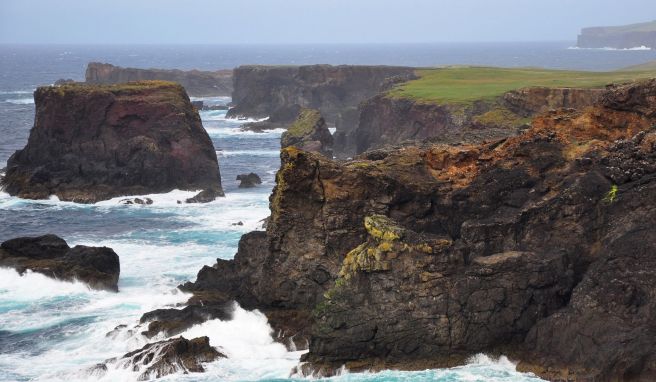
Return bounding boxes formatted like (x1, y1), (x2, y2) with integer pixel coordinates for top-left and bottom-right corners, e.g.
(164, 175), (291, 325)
(0, 90), (33, 95)
(217, 149), (280, 157)
(4, 97), (34, 104)
(329, 127), (337, 135)
(568, 45), (652, 51)
(178, 303), (305, 381)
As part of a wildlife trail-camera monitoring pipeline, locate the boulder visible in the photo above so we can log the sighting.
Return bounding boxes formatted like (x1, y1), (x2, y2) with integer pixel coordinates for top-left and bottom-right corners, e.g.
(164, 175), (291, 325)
(0, 234), (120, 291)
(281, 108), (333, 157)
(1, 81), (223, 203)
(236, 173), (262, 188)
(96, 336), (224, 380)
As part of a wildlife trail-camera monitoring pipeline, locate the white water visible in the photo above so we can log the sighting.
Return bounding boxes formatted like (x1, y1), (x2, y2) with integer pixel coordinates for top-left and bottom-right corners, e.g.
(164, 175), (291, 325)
(0, 95), (543, 381)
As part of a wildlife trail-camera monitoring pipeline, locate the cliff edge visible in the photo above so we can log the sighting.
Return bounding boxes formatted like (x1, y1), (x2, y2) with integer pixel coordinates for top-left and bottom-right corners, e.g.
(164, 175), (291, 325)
(86, 63), (233, 97)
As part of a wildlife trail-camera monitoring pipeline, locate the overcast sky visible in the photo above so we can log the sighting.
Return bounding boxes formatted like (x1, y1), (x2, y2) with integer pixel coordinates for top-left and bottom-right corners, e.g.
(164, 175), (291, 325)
(1, 0), (655, 44)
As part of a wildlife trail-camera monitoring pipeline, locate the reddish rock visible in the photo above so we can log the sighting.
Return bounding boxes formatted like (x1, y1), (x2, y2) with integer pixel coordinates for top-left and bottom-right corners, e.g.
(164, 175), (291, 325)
(2, 81), (223, 203)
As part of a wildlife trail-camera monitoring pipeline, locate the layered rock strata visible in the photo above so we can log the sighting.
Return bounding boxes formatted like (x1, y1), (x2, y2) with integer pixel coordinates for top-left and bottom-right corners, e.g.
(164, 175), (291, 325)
(166, 79), (656, 380)
(2, 81), (223, 203)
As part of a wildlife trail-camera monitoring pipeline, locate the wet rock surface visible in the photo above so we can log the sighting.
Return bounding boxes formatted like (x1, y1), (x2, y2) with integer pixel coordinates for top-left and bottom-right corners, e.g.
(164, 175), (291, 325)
(1, 81), (223, 203)
(0, 234), (120, 291)
(95, 336), (224, 380)
(236, 172), (262, 188)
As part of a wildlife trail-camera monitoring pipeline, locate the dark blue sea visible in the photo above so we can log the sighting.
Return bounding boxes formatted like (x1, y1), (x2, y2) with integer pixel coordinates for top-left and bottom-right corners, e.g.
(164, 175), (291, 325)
(1, 42), (654, 381)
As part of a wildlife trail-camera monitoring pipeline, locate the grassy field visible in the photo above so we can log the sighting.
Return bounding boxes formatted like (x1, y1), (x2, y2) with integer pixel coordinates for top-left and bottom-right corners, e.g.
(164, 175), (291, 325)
(388, 66), (656, 104)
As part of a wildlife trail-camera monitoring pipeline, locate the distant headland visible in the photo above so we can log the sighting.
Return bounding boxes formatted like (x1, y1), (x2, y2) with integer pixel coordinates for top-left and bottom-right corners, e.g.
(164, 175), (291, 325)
(577, 20), (656, 49)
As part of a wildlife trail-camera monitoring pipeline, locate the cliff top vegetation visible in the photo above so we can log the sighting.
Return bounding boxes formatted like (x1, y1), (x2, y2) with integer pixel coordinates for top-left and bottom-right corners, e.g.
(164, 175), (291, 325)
(388, 66), (656, 104)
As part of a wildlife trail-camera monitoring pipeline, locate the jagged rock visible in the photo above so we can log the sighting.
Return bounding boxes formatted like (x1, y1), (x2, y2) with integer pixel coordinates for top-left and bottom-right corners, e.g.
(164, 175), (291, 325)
(1, 81), (223, 203)
(185, 187), (224, 204)
(236, 173), (262, 188)
(0, 234), (120, 291)
(85, 62), (233, 97)
(191, 100), (204, 110)
(139, 304), (232, 338)
(177, 79), (656, 379)
(281, 109), (333, 157)
(119, 197), (153, 205)
(96, 336), (224, 380)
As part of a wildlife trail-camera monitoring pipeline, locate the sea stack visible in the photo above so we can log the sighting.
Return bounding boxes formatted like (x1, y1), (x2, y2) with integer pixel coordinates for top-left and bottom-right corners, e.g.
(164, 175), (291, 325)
(281, 108), (334, 157)
(1, 81), (223, 203)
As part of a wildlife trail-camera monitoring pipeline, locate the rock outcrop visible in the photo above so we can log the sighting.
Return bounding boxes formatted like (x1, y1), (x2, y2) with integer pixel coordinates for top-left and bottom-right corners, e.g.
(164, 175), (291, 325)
(0, 234), (120, 291)
(281, 108), (333, 157)
(350, 86), (603, 155)
(2, 81), (223, 203)
(226, 65), (416, 130)
(236, 173), (262, 188)
(176, 78), (656, 380)
(85, 63), (233, 97)
(577, 21), (656, 49)
(94, 336), (224, 380)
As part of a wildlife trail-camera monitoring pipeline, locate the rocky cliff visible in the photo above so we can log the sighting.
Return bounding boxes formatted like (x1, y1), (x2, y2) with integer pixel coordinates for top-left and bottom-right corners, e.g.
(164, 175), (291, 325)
(226, 64), (416, 127)
(85, 63), (233, 97)
(176, 78), (656, 380)
(577, 21), (656, 49)
(351, 87), (603, 155)
(2, 81), (223, 203)
(280, 108), (333, 158)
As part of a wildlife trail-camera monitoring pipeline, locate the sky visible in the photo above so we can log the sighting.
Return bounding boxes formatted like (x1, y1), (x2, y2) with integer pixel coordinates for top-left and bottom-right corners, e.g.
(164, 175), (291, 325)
(1, 0), (655, 44)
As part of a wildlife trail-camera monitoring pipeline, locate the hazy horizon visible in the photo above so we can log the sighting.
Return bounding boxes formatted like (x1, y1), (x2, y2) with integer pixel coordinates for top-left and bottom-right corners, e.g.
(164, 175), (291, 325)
(1, 0), (655, 44)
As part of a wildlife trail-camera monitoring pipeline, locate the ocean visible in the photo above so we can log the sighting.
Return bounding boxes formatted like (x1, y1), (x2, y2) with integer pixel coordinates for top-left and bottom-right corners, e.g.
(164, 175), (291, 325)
(1, 43), (655, 382)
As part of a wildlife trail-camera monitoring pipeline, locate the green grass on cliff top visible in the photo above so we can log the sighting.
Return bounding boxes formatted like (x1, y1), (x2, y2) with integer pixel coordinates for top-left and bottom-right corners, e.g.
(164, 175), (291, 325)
(388, 66), (656, 104)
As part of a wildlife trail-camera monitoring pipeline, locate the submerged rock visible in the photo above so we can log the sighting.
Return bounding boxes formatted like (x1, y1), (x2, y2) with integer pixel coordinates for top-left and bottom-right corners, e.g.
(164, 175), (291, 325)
(1, 81), (223, 203)
(185, 187), (224, 204)
(236, 172), (262, 188)
(0, 234), (120, 291)
(179, 79), (656, 379)
(281, 108), (333, 157)
(97, 336), (224, 380)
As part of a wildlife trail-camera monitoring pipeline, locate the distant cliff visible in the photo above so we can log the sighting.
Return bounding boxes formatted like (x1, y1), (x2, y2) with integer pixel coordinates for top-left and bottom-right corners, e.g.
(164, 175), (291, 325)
(577, 20), (656, 49)
(85, 63), (233, 97)
(226, 64), (416, 126)
(350, 87), (604, 154)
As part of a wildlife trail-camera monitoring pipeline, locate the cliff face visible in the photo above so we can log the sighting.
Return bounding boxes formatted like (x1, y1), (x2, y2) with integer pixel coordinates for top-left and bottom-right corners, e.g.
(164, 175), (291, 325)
(2, 81), (223, 203)
(352, 87), (603, 154)
(280, 108), (334, 158)
(226, 64), (416, 125)
(577, 21), (656, 49)
(181, 79), (656, 380)
(85, 63), (233, 97)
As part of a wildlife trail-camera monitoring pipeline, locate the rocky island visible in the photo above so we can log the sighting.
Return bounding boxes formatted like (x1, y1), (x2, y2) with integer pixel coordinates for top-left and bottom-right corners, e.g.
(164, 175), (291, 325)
(577, 20), (656, 49)
(155, 77), (656, 381)
(1, 81), (223, 203)
(86, 63), (233, 97)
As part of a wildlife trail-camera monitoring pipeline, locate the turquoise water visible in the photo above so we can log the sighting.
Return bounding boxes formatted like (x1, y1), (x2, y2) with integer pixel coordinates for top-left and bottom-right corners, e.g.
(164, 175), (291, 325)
(1, 44), (625, 381)
(0, 102), (545, 382)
